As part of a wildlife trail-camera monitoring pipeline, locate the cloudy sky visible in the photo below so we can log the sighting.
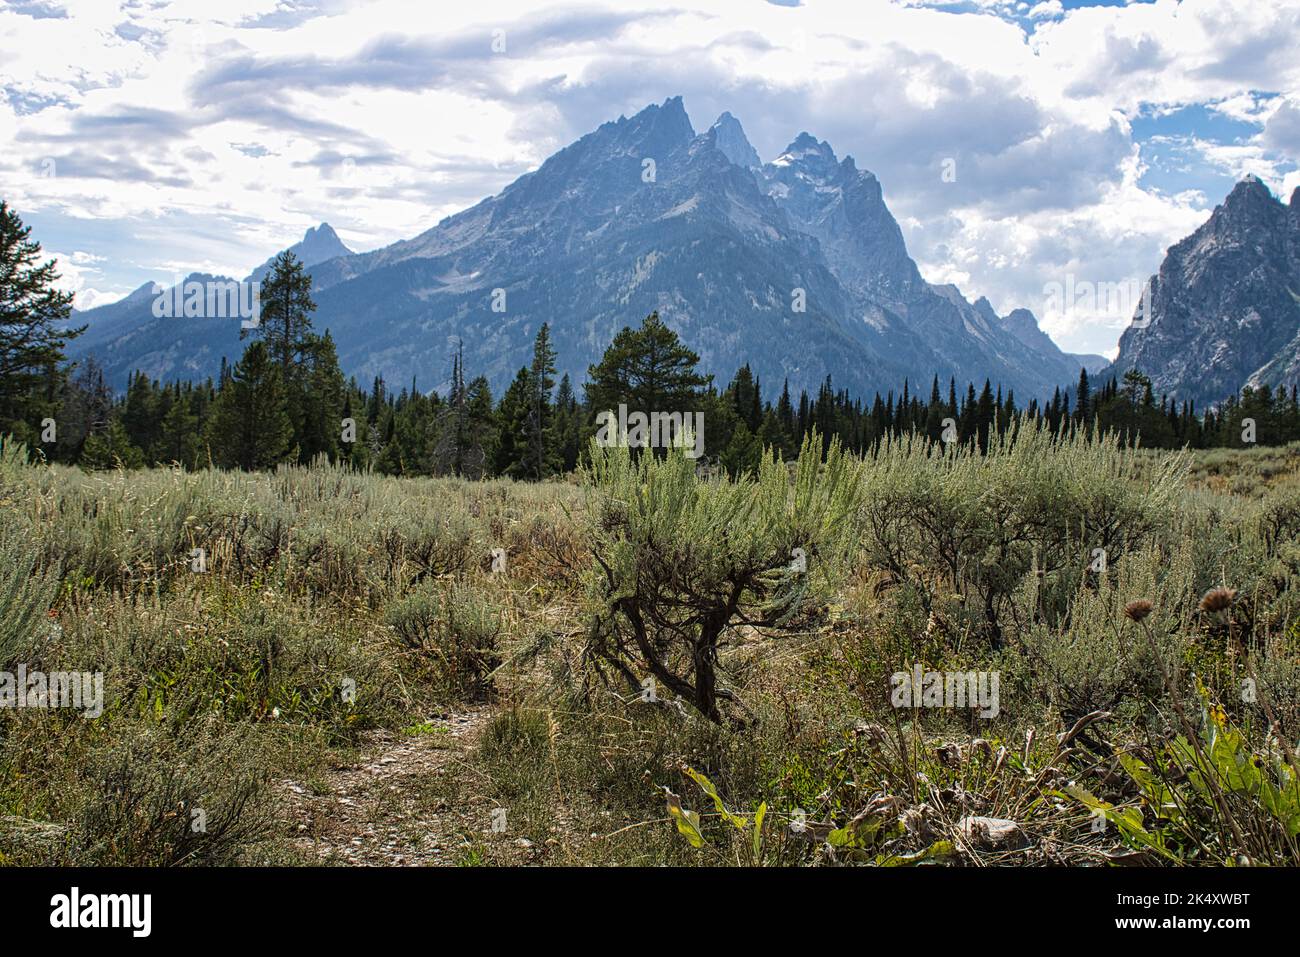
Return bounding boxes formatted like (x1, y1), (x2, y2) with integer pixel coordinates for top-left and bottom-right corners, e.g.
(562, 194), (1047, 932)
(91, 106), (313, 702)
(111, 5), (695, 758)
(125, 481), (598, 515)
(2, 0), (1298, 356)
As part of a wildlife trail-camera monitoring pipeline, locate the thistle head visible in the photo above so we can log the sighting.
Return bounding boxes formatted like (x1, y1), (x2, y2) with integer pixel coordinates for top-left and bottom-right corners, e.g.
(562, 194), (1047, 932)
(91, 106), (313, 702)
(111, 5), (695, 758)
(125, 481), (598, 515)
(1199, 587), (1237, 614)
(1123, 599), (1153, 623)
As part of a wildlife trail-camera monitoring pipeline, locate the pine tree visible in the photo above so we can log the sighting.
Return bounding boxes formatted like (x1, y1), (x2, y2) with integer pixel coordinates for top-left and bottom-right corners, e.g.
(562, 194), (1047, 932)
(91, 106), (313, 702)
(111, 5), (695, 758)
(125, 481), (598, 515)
(815, 375), (836, 447)
(245, 250), (316, 372)
(155, 386), (201, 468)
(959, 382), (978, 444)
(525, 323), (559, 480)
(776, 379), (795, 446)
(464, 376), (498, 480)
(433, 343), (468, 476)
(52, 357), (112, 462)
(0, 201), (81, 443)
(297, 330), (346, 462)
(1076, 367), (1091, 426)
(433, 342), (496, 477)
(719, 419), (762, 476)
(728, 364), (762, 433)
(584, 311), (710, 434)
(338, 391), (370, 469)
(553, 374), (581, 472)
(121, 372), (162, 456)
(494, 367), (532, 479)
(79, 416), (144, 471)
(205, 341), (293, 470)
(976, 380), (995, 452)
(244, 250), (318, 458)
(925, 375), (945, 441)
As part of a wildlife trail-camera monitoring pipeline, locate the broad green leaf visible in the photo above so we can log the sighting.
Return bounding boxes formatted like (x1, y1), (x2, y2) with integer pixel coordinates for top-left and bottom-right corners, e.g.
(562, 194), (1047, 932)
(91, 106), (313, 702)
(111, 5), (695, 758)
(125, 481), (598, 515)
(666, 792), (704, 849)
(684, 767), (749, 830)
(879, 840), (955, 866)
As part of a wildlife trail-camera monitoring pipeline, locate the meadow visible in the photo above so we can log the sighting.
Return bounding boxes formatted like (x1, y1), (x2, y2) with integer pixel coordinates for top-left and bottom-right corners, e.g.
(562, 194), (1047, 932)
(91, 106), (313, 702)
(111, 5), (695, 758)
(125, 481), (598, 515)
(1, 423), (1298, 866)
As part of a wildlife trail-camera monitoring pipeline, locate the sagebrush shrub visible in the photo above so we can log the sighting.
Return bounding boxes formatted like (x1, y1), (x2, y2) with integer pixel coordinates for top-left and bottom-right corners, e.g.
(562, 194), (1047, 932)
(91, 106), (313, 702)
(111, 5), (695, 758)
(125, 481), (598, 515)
(858, 418), (1187, 649)
(583, 434), (861, 723)
(67, 720), (272, 866)
(0, 512), (58, 671)
(386, 582), (503, 700)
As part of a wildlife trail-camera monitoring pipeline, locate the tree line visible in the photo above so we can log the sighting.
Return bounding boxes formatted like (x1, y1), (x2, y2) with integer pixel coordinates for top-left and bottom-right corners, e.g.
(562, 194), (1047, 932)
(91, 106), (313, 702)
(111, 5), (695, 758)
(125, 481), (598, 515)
(4, 199), (1299, 477)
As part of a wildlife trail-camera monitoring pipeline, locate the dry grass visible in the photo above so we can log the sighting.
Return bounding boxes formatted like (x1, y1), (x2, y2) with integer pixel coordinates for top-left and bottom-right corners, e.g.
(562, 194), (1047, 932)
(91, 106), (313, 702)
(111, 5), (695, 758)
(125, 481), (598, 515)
(0, 432), (1297, 866)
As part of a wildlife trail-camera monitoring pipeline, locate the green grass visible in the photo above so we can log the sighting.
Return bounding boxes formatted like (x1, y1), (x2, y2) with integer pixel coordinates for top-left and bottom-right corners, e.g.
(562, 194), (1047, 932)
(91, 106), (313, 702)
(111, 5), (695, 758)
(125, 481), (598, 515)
(0, 430), (1297, 866)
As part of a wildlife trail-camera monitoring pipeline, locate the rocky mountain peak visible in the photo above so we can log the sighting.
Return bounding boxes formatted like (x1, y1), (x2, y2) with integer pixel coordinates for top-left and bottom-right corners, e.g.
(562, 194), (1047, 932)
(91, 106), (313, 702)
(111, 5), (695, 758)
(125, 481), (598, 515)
(708, 111), (761, 169)
(973, 296), (999, 324)
(998, 307), (1052, 350)
(72, 97), (1090, 405)
(296, 223), (351, 262)
(618, 96), (695, 151)
(772, 132), (840, 180)
(1218, 174), (1284, 222)
(245, 222), (353, 284)
(1108, 176), (1300, 407)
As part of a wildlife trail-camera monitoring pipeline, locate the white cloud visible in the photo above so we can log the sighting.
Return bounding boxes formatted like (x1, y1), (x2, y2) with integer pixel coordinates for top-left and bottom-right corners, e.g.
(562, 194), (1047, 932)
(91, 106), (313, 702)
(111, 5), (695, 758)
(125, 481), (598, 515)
(1027, 1), (1063, 21)
(1, 0), (1297, 357)
(45, 247), (126, 310)
(1209, 91), (1281, 124)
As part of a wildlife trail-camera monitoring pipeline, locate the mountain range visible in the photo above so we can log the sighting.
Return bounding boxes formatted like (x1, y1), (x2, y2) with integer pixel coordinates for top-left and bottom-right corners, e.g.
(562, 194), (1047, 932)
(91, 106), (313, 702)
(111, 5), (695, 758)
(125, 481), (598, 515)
(70, 223), (353, 387)
(70, 98), (1126, 400)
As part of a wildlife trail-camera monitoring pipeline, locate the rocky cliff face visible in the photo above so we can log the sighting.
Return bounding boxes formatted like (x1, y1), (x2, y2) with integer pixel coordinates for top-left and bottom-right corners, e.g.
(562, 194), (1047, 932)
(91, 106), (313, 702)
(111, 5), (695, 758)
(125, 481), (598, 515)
(1107, 176), (1300, 407)
(246, 223), (352, 285)
(71, 98), (1091, 401)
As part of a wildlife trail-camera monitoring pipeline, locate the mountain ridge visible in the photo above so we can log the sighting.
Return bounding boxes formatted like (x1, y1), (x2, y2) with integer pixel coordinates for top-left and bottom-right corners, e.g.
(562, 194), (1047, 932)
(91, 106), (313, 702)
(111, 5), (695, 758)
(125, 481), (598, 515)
(69, 97), (1094, 402)
(1106, 175), (1300, 407)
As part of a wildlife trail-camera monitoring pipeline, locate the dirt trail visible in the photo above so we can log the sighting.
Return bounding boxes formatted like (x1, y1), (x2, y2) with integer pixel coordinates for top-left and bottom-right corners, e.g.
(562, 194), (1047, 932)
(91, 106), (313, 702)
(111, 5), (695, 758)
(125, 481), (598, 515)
(278, 706), (501, 866)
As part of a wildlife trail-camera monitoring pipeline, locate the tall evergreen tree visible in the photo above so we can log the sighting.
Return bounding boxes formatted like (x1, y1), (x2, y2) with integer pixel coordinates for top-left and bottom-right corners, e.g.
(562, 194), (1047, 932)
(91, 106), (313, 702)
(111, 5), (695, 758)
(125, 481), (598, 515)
(494, 366), (532, 479)
(433, 342), (496, 477)
(525, 323), (559, 480)
(776, 379), (795, 451)
(976, 379), (996, 451)
(584, 311), (710, 428)
(121, 371), (162, 456)
(297, 330), (346, 462)
(52, 357), (112, 461)
(155, 384), (201, 468)
(553, 373), (581, 472)
(1076, 367), (1091, 426)
(245, 250), (316, 372)
(205, 341), (293, 470)
(0, 201), (81, 444)
(244, 250), (319, 458)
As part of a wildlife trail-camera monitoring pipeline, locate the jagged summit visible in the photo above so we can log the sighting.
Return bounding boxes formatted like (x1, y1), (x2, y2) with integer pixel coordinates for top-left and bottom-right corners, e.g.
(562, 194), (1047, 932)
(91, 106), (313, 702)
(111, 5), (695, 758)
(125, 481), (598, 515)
(294, 223), (351, 262)
(246, 222), (353, 284)
(772, 132), (840, 175)
(72, 97), (1093, 401)
(611, 96), (695, 145)
(1108, 175), (1300, 406)
(1221, 173), (1277, 213)
(708, 111), (761, 169)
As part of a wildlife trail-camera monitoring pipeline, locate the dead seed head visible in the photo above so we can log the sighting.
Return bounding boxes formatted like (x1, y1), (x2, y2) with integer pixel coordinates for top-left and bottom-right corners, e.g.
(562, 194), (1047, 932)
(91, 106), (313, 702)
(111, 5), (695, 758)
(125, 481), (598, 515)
(1123, 599), (1153, 623)
(1199, 587), (1237, 614)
